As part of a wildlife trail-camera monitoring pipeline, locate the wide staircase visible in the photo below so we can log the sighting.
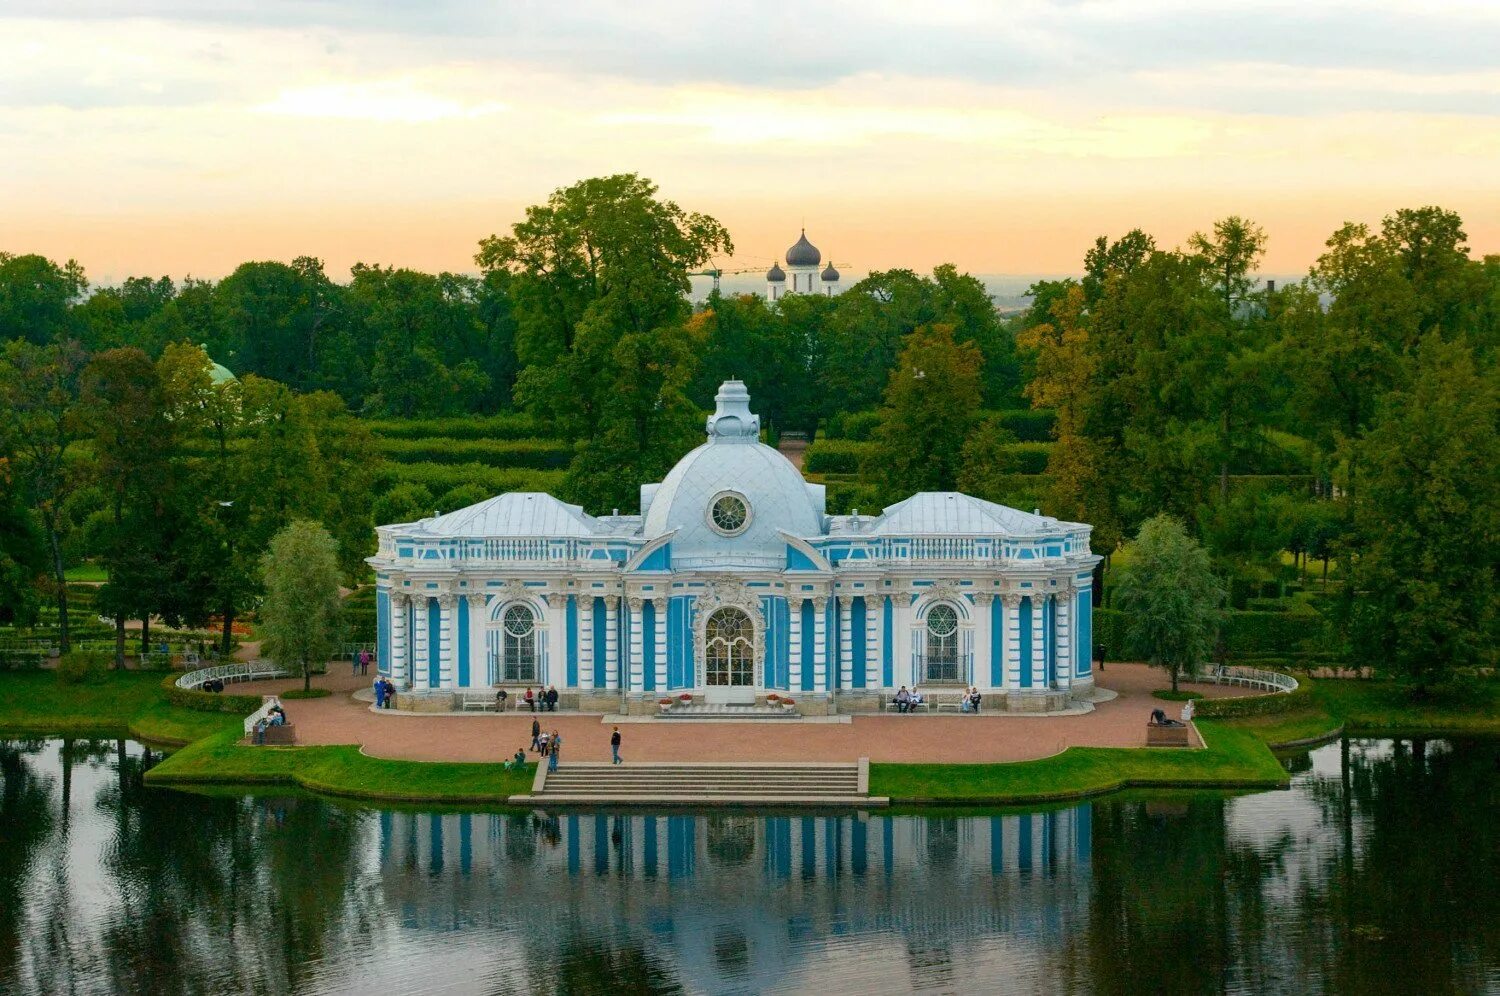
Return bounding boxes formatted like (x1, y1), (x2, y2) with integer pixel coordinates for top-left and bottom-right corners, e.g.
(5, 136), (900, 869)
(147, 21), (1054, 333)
(512, 760), (886, 808)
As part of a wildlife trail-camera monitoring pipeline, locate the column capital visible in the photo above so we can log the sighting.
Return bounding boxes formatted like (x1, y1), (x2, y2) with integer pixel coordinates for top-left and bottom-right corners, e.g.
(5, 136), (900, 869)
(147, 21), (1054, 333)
(603, 595), (620, 610)
(788, 593), (805, 607)
(651, 594), (668, 608)
(811, 596), (827, 612)
(975, 592), (995, 607)
(627, 596), (644, 613)
(464, 590), (485, 606)
(390, 590), (409, 608)
(1001, 593), (1022, 608)
(436, 591), (457, 609)
(543, 591), (566, 608)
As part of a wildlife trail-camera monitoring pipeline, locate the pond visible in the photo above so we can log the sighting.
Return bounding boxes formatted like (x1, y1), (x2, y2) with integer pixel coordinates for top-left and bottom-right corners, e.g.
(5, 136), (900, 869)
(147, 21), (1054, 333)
(0, 737), (1496, 994)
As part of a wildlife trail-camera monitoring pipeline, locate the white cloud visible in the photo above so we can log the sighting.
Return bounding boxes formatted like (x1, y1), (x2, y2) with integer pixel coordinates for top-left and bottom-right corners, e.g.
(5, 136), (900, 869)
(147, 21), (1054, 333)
(255, 79), (507, 122)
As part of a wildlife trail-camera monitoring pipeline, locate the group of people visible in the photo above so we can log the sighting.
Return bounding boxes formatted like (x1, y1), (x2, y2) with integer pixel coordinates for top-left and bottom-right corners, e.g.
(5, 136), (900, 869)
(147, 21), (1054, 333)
(518, 686), (560, 712)
(891, 686), (985, 713)
(350, 649), (372, 676)
(529, 719), (565, 771)
(372, 675), (398, 709)
(250, 703), (288, 744)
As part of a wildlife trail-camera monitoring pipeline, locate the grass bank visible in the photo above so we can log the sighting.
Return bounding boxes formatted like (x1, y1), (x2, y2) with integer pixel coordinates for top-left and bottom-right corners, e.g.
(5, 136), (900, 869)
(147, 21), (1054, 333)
(870, 722), (1288, 805)
(0, 671), (239, 746)
(146, 728), (535, 804)
(1310, 678), (1500, 736)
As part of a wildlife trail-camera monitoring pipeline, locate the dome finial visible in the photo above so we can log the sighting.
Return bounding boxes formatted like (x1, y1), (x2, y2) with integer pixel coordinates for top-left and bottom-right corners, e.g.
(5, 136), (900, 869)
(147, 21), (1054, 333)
(705, 380), (759, 443)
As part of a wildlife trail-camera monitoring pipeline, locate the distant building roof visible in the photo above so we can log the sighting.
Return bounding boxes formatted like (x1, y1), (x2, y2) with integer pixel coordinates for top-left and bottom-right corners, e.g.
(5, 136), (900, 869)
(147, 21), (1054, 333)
(766, 262), (786, 282)
(785, 230), (821, 267)
(821, 262), (840, 282)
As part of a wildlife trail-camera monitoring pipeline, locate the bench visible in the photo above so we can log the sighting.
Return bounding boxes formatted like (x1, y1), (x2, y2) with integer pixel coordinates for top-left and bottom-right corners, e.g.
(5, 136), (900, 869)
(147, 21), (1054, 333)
(883, 692), (968, 713)
(262, 723), (296, 745)
(1146, 724), (1190, 747)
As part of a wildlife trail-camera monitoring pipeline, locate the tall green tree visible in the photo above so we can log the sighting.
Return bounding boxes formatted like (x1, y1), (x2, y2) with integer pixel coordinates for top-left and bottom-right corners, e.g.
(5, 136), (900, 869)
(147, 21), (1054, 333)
(259, 519), (343, 693)
(1348, 335), (1499, 690)
(1114, 514), (1224, 692)
(475, 174), (731, 435)
(0, 253), (87, 344)
(0, 340), (87, 649)
(867, 324), (983, 502)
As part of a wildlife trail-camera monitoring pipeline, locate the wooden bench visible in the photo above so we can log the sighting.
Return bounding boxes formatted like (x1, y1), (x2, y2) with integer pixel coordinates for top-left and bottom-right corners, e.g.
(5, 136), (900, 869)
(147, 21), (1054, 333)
(1146, 724), (1190, 747)
(262, 724), (296, 746)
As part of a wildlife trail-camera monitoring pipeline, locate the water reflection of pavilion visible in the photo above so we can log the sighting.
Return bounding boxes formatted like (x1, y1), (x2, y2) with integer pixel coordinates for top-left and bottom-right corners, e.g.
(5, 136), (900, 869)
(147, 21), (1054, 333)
(379, 808), (1093, 991)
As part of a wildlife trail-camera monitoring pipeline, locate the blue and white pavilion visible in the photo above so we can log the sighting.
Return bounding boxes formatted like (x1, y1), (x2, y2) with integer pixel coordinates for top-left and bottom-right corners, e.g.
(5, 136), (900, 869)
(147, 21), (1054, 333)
(369, 381), (1100, 712)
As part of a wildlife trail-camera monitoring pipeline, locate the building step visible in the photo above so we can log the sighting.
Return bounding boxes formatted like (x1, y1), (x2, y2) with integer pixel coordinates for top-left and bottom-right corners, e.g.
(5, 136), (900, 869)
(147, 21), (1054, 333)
(512, 794), (887, 808)
(529, 760), (873, 807)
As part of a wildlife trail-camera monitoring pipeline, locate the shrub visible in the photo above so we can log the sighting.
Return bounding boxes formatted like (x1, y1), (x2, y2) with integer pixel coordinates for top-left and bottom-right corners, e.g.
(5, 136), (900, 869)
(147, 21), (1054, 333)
(1195, 680), (1312, 718)
(822, 480), (880, 516)
(823, 411), (883, 441)
(55, 650), (110, 685)
(363, 413), (543, 440)
(993, 409), (1056, 442)
(999, 441), (1052, 475)
(374, 437), (574, 470)
(377, 463), (567, 498)
(281, 687), (331, 700)
(161, 674), (263, 714)
(804, 439), (871, 475)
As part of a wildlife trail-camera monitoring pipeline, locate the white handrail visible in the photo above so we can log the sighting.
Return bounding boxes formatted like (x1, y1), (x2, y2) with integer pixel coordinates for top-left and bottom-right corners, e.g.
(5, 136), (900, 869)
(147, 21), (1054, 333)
(244, 696), (283, 736)
(176, 660), (288, 691)
(1198, 665), (1298, 693)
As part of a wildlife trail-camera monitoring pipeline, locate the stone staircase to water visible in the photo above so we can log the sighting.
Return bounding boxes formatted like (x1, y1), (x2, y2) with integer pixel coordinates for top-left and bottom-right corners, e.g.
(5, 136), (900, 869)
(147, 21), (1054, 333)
(510, 760), (885, 808)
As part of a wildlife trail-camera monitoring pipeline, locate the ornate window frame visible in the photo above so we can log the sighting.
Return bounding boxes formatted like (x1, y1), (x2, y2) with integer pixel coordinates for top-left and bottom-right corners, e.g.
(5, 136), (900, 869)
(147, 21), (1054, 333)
(705, 489), (753, 537)
(690, 580), (765, 687)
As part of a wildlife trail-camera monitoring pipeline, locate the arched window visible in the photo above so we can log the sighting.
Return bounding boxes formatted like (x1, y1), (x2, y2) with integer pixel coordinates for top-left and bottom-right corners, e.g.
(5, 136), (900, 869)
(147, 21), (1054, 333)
(925, 603), (959, 682)
(705, 608), (754, 687)
(502, 604), (538, 683)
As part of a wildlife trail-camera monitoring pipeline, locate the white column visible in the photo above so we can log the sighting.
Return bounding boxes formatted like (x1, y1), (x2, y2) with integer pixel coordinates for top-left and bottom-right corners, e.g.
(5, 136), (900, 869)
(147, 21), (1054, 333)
(811, 597), (828, 692)
(390, 593), (409, 688)
(893, 588), (913, 687)
(838, 595), (853, 689)
(411, 595), (429, 690)
(627, 597), (644, 692)
(1031, 594), (1048, 691)
(1003, 594), (1022, 690)
(865, 596), (881, 688)
(437, 593), (456, 689)
(466, 593), (486, 687)
(604, 596), (620, 690)
(653, 596), (667, 692)
(547, 593), (567, 689)
(788, 596), (804, 691)
(579, 595), (594, 690)
(1055, 587), (1073, 689)
(975, 593), (995, 692)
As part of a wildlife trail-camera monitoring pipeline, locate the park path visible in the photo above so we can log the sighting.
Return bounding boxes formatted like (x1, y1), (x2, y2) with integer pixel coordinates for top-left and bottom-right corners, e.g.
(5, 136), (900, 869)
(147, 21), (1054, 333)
(235, 664), (1250, 765)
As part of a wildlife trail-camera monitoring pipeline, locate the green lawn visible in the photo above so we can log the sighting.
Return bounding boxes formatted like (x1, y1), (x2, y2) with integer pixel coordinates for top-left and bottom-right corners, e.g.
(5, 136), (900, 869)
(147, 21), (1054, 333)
(0, 670), (239, 745)
(1310, 678), (1500, 736)
(147, 729), (535, 804)
(1228, 709), (1343, 748)
(870, 722), (1288, 804)
(63, 563), (108, 582)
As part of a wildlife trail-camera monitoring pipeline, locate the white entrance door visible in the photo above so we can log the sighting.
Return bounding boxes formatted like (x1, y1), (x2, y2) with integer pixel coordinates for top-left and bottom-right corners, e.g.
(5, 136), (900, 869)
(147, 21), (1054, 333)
(703, 607), (756, 704)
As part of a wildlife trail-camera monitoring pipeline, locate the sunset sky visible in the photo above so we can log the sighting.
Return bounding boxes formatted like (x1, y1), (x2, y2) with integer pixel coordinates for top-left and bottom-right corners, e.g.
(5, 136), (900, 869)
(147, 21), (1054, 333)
(4, 1), (1498, 285)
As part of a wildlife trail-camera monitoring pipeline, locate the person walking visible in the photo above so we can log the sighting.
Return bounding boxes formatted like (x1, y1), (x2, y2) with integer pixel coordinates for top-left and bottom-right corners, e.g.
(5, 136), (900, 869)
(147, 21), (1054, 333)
(548, 730), (562, 772)
(372, 675), (385, 709)
(610, 726), (622, 765)
(531, 717), (542, 752)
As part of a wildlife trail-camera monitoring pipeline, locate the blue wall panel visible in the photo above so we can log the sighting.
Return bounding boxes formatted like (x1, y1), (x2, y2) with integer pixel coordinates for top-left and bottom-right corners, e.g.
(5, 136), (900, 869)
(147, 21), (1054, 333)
(1077, 591), (1092, 675)
(457, 595), (470, 686)
(427, 598), (440, 687)
(566, 596), (578, 687)
(851, 598), (867, 689)
(1019, 596), (1032, 689)
(800, 599), (814, 692)
(642, 600), (656, 693)
(376, 590), (390, 675)
(883, 597), (893, 687)
(990, 595), (1003, 687)
(1046, 596), (1057, 687)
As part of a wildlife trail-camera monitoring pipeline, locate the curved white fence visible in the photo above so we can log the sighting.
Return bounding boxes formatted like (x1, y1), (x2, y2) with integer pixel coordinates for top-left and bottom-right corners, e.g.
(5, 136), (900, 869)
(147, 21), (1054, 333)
(176, 660), (287, 691)
(1198, 665), (1298, 694)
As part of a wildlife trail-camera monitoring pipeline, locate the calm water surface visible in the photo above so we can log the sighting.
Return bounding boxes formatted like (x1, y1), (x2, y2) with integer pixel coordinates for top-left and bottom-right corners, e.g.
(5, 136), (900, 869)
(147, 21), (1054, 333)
(0, 737), (1496, 995)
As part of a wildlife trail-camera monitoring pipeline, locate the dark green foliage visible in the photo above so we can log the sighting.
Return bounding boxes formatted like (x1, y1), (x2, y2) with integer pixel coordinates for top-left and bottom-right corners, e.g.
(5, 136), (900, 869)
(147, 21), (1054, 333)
(373, 437), (572, 469)
(55, 650), (109, 685)
(362, 413), (541, 440)
(803, 439), (870, 475)
(160, 673), (262, 714)
(1194, 681), (1313, 718)
(993, 409), (1056, 442)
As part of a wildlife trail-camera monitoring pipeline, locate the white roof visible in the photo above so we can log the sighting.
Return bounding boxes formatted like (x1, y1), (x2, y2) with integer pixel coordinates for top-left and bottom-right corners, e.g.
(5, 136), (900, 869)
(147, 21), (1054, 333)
(405, 492), (600, 538)
(857, 493), (1069, 537)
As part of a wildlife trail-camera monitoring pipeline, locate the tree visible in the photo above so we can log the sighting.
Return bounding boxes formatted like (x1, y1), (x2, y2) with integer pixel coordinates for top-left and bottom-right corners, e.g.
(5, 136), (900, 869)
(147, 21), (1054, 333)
(476, 174), (731, 434)
(0, 340), (86, 649)
(259, 519), (343, 693)
(1348, 335), (1499, 690)
(1114, 514), (1224, 692)
(867, 324), (983, 502)
(0, 252), (87, 344)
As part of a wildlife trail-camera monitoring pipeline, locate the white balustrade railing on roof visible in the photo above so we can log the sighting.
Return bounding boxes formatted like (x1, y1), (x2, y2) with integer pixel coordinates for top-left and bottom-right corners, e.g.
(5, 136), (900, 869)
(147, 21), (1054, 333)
(176, 659), (288, 691)
(1198, 665), (1298, 694)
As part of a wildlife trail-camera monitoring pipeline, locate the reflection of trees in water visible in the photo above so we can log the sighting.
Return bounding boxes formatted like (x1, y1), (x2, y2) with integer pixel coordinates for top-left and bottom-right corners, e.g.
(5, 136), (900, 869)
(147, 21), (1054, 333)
(705, 816), (756, 867)
(925, 818), (959, 868)
(505, 813), (537, 863)
(0, 742), (55, 990)
(1290, 738), (1500, 994)
(537, 933), (684, 995)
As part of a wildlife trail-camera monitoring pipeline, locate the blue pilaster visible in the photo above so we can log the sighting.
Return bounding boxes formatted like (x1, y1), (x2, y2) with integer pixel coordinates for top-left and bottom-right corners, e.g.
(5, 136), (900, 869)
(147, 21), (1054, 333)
(882, 596), (893, 688)
(376, 589), (390, 675)
(566, 595), (578, 687)
(1019, 596), (1032, 689)
(990, 595), (1003, 687)
(457, 594), (469, 686)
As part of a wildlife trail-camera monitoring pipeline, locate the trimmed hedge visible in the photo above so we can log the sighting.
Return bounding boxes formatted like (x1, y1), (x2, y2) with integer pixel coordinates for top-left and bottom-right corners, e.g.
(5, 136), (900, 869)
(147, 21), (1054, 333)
(363, 413), (543, 441)
(823, 481), (881, 516)
(161, 674), (261, 715)
(375, 437), (573, 469)
(1000, 441), (1052, 475)
(805, 439), (872, 475)
(1195, 679), (1312, 718)
(995, 409), (1056, 443)
(822, 411), (883, 441)
(379, 463), (567, 496)
(1095, 608), (1335, 660)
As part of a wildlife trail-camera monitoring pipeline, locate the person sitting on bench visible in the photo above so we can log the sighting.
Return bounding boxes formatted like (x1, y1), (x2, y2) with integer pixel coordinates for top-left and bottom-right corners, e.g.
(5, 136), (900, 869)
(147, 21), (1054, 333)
(894, 687), (912, 713)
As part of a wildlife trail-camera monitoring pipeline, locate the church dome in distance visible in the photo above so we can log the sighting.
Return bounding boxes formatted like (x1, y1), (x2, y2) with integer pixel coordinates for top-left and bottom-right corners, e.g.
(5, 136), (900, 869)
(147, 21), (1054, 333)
(766, 262), (786, 282)
(821, 262), (840, 282)
(785, 230), (821, 267)
(201, 344), (236, 386)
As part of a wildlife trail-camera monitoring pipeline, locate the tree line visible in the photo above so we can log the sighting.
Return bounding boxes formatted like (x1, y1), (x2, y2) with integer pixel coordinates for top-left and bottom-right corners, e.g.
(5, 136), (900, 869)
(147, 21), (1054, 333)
(2, 174), (1496, 688)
